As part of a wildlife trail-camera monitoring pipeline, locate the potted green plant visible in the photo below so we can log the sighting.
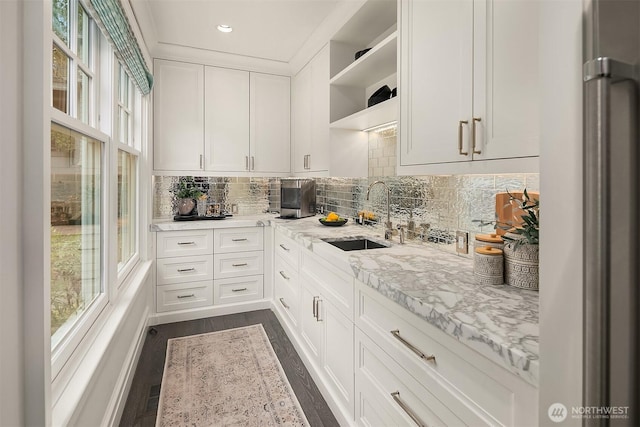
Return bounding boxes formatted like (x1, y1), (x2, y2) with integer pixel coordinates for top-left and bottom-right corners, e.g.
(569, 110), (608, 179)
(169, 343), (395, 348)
(499, 189), (539, 290)
(173, 178), (203, 216)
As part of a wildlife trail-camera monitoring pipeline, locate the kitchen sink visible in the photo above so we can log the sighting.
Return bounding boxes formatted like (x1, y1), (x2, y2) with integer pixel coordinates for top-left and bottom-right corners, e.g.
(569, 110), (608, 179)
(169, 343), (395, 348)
(322, 238), (389, 251)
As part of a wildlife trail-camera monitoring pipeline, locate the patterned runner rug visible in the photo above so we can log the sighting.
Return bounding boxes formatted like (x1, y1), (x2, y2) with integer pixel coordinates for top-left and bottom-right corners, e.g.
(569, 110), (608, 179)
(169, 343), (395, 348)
(156, 324), (309, 426)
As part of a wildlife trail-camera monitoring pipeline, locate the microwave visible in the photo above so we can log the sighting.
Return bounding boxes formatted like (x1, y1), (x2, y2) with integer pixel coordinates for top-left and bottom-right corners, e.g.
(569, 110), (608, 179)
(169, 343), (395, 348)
(280, 179), (316, 218)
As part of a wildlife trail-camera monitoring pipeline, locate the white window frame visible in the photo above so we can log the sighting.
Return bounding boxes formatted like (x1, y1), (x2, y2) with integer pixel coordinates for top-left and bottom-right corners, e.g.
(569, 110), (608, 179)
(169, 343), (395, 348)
(113, 61), (143, 288)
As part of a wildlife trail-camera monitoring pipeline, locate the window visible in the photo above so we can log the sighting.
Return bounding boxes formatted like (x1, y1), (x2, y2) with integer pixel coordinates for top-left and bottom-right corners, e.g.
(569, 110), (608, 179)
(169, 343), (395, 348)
(50, 123), (104, 347)
(52, 0), (95, 125)
(116, 64), (141, 276)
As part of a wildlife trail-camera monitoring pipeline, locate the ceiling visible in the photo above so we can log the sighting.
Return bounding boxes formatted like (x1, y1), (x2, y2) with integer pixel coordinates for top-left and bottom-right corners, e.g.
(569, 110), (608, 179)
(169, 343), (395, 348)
(130, 0), (342, 63)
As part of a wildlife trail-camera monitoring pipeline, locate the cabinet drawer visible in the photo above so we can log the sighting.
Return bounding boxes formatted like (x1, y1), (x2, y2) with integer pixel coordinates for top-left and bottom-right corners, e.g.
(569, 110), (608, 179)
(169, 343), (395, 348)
(356, 329), (465, 426)
(156, 230), (213, 258)
(357, 283), (515, 425)
(214, 251), (263, 278)
(214, 227), (263, 253)
(274, 230), (299, 269)
(156, 255), (214, 285)
(274, 259), (300, 328)
(156, 281), (213, 313)
(214, 275), (264, 305)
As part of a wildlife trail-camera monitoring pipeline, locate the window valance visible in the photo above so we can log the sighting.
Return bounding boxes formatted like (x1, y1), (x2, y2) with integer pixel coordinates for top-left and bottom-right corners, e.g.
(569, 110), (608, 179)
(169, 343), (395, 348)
(89, 0), (153, 94)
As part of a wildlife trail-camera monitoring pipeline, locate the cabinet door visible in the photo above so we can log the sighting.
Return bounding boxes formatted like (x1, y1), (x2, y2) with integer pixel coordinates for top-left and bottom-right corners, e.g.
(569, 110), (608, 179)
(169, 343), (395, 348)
(321, 297), (355, 418)
(309, 44), (330, 173)
(250, 73), (291, 173)
(153, 59), (204, 171)
(204, 67), (250, 172)
(300, 278), (323, 363)
(472, 0), (540, 160)
(292, 63), (312, 173)
(399, 0), (473, 165)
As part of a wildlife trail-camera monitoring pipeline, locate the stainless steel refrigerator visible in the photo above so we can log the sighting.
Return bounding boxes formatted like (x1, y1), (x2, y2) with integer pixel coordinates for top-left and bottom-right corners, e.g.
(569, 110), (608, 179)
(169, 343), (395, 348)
(583, 0), (639, 425)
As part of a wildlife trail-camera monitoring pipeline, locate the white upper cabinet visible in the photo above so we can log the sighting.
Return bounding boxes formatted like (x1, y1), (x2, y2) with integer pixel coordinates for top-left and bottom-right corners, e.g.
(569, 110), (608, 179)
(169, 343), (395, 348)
(250, 73), (291, 173)
(204, 67), (250, 172)
(153, 59), (291, 175)
(153, 59), (204, 171)
(399, 0), (540, 173)
(292, 44), (330, 174)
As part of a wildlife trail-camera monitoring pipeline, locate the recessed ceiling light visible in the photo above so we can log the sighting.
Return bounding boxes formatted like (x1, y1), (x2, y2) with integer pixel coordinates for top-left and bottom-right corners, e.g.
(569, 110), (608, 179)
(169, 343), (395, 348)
(217, 24), (233, 33)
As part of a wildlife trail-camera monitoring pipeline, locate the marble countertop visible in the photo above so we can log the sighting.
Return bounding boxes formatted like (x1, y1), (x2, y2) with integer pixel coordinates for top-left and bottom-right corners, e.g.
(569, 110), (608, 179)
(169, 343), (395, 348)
(151, 215), (539, 386)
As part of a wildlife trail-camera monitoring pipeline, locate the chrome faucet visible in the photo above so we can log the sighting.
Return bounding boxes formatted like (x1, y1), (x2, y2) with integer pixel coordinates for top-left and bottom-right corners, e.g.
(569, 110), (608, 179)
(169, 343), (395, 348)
(366, 180), (393, 239)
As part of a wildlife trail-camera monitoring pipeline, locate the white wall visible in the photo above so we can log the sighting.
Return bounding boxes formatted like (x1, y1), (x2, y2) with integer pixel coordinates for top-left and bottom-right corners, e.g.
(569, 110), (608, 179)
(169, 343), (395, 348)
(538, 0), (584, 425)
(0, 1), (24, 425)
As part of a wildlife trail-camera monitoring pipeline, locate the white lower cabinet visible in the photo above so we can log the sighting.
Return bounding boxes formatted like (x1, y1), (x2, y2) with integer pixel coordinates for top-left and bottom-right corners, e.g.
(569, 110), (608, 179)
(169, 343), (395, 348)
(156, 281), (214, 313)
(299, 254), (355, 420)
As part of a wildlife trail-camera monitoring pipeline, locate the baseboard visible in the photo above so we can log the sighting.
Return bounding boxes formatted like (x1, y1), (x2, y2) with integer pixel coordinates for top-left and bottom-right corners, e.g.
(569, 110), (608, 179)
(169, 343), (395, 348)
(270, 302), (355, 427)
(149, 299), (271, 326)
(102, 307), (150, 427)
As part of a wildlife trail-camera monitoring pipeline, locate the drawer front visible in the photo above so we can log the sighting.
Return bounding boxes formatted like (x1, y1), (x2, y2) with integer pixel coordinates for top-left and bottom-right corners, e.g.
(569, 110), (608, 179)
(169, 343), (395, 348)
(301, 250), (354, 321)
(214, 227), (263, 253)
(156, 230), (214, 258)
(214, 275), (264, 305)
(156, 281), (213, 313)
(156, 255), (213, 285)
(214, 251), (264, 279)
(274, 258), (300, 328)
(356, 329), (465, 426)
(274, 230), (299, 269)
(357, 283), (510, 425)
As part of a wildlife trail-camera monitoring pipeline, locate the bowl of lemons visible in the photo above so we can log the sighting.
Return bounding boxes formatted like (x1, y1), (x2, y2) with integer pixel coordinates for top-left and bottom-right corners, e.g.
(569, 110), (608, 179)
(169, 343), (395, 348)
(319, 212), (348, 227)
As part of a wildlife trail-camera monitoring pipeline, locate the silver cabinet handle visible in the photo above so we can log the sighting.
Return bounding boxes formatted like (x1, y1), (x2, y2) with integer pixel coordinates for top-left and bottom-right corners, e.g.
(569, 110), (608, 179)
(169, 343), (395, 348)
(245, 155), (249, 171)
(232, 263), (248, 267)
(199, 154), (203, 169)
(312, 296), (318, 318)
(315, 298), (322, 322)
(250, 156), (255, 171)
(177, 241), (195, 245)
(279, 243), (290, 252)
(458, 120), (469, 156)
(177, 268), (195, 272)
(303, 154), (308, 169)
(232, 238), (248, 242)
(279, 297), (290, 309)
(472, 117), (482, 154)
(231, 287), (247, 292)
(177, 294), (195, 299)
(279, 271), (290, 280)
(390, 330), (436, 362)
(391, 392), (426, 427)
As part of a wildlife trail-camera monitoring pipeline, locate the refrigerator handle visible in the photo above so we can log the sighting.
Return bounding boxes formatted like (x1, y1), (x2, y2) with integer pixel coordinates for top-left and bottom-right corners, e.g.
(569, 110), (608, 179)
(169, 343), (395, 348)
(583, 56), (636, 418)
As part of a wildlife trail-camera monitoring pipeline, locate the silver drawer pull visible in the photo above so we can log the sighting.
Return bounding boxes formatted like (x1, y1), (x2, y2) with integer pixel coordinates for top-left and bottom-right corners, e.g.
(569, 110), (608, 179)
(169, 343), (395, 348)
(279, 271), (290, 280)
(391, 391), (426, 427)
(232, 263), (248, 267)
(231, 238), (248, 242)
(177, 294), (195, 299)
(232, 287), (248, 292)
(391, 330), (436, 362)
(177, 268), (195, 273)
(279, 243), (290, 251)
(279, 297), (290, 309)
(177, 241), (195, 245)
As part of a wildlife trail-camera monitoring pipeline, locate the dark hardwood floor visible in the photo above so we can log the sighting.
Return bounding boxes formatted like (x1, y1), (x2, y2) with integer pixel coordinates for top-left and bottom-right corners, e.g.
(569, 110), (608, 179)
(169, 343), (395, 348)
(119, 309), (339, 427)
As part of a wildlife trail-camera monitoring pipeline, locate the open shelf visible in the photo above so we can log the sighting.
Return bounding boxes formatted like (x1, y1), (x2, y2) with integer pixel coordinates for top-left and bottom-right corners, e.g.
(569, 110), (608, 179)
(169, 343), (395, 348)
(329, 31), (397, 89)
(330, 96), (398, 130)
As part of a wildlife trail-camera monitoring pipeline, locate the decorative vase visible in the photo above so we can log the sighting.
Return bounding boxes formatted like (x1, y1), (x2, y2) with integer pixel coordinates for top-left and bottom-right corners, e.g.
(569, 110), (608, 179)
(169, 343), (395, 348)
(503, 241), (539, 290)
(177, 198), (196, 216)
(197, 199), (207, 216)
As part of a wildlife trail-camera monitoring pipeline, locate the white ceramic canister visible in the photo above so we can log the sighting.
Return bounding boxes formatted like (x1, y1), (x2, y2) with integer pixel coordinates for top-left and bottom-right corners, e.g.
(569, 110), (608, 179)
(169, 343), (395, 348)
(474, 246), (504, 286)
(503, 240), (539, 290)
